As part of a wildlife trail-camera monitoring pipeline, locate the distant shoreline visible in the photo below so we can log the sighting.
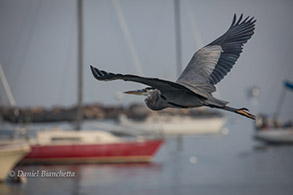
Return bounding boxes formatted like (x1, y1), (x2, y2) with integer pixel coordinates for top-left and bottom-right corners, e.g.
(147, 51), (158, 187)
(0, 103), (222, 123)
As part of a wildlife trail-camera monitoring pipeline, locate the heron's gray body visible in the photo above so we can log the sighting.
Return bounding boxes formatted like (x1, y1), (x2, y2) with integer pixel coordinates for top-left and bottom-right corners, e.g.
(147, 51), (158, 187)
(145, 89), (205, 110)
(90, 14), (256, 120)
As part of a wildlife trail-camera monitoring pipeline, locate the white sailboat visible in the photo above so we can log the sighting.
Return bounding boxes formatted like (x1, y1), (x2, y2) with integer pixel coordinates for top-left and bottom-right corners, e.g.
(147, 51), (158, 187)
(254, 128), (293, 144)
(0, 64), (31, 182)
(19, 0), (163, 165)
(254, 81), (293, 144)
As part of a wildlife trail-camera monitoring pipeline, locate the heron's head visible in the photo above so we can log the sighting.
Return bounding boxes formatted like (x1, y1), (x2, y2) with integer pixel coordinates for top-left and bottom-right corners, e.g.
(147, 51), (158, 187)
(124, 88), (168, 110)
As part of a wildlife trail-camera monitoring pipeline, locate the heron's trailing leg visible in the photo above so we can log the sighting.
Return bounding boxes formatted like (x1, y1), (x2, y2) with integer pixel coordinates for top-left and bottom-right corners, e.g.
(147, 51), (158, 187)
(224, 106), (255, 120)
(235, 108), (256, 120)
(210, 105), (255, 120)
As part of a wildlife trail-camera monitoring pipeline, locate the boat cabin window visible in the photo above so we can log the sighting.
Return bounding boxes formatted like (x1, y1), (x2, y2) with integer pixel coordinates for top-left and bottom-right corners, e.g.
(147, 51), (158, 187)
(51, 137), (81, 142)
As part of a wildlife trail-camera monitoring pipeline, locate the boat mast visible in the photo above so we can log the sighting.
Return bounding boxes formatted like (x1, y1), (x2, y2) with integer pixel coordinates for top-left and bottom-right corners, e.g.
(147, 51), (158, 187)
(174, 0), (182, 77)
(76, 0), (83, 130)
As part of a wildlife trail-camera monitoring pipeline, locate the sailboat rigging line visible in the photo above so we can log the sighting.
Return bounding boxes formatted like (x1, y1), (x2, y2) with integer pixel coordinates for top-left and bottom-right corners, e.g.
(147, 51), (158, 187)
(174, 0), (182, 77)
(58, 7), (76, 104)
(113, 0), (144, 76)
(12, 0), (41, 92)
(182, 0), (204, 49)
(0, 64), (17, 107)
(274, 87), (286, 117)
(181, 0), (222, 100)
(7, 0), (34, 78)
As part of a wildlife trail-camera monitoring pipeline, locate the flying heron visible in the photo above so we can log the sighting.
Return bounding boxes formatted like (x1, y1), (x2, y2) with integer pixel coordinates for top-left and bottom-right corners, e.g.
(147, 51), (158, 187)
(90, 14), (256, 120)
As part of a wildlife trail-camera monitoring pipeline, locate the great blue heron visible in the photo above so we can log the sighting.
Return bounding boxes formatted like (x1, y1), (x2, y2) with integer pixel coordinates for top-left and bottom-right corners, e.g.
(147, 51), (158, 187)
(90, 14), (256, 120)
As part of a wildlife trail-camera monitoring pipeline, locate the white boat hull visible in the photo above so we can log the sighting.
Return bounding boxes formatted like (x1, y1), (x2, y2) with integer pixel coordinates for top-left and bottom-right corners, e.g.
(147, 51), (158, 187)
(120, 116), (226, 135)
(254, 128), (293, 144)
(0, 142), (31, 182)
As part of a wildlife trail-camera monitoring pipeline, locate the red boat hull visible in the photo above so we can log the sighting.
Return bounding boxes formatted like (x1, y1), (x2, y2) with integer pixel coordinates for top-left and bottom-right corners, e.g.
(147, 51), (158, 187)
(22, 139), (163, 164)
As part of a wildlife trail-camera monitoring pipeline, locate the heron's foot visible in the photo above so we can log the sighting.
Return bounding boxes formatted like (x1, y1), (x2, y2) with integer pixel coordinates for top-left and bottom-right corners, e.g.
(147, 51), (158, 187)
(236, 108), (255, 120)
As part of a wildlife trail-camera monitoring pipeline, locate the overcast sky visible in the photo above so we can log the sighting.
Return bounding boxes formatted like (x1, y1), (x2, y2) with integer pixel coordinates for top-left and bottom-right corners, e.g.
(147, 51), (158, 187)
(0, 0), (292, 117)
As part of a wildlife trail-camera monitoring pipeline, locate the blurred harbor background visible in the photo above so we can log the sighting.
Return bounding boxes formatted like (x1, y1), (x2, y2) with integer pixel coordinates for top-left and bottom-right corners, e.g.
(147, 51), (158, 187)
(0, 0), (293, 194)
(1, 119), (293, 195)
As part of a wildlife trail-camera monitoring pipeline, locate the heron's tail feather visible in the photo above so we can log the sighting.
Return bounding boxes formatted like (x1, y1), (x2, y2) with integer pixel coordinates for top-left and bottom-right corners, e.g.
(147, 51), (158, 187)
(205, 97), (229, 107)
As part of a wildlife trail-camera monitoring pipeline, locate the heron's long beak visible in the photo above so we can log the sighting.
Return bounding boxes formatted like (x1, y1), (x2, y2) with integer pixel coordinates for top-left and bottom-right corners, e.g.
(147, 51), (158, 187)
(124, 89), (148, 96)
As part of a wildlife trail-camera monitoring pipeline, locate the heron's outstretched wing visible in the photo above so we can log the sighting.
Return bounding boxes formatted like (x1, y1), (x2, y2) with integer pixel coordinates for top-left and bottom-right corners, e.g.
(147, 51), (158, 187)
(177, 14), (256, 97)
(90, 66), (196, 100)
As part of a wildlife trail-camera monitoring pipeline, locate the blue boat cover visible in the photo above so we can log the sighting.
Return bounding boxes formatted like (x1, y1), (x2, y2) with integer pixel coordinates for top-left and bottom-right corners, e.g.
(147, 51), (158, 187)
(284, 80), (293, 91)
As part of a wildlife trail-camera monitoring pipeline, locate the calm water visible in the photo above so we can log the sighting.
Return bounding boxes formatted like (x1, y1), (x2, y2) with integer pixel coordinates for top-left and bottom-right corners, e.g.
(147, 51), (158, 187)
(1, 119), (293, 195)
